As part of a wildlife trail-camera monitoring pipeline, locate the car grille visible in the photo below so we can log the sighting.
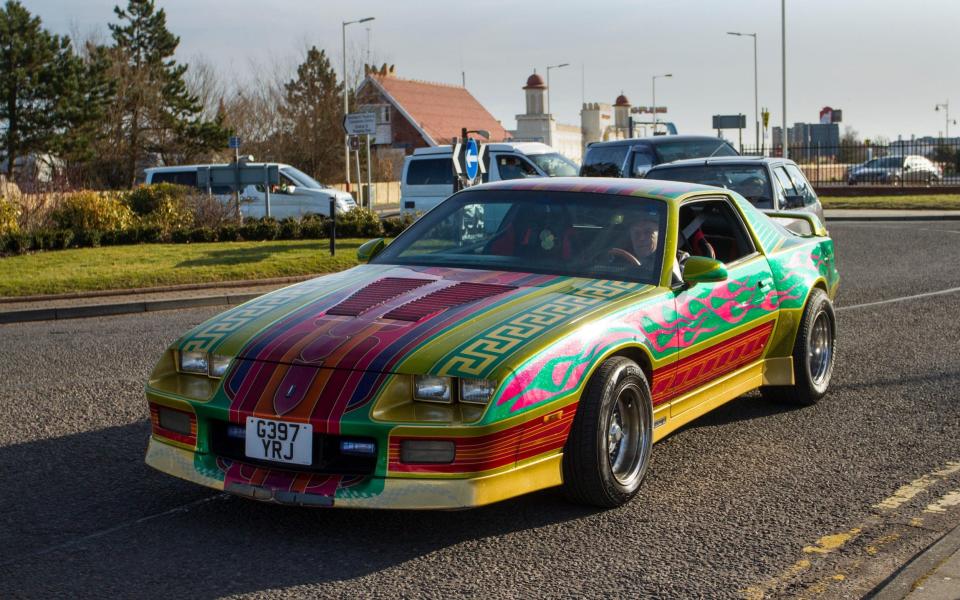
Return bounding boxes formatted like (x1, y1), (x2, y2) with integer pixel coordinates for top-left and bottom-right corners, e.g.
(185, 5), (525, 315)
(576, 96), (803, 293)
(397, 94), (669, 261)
(207, 420), (377, 475)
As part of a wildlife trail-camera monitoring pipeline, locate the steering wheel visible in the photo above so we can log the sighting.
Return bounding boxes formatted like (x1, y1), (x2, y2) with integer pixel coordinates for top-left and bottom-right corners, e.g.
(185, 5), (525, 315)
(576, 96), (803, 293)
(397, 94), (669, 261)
(607, 247), (643, 267)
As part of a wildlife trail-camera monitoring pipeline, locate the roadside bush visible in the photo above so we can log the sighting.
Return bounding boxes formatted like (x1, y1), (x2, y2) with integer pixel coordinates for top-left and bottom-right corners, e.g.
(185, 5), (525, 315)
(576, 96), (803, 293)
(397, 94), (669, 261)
(382, 214), (417, 237)
(31, 229), (56, 250)
(52, 229), (74, 249)
(191, 193), (234, 228)
(139, 226), (163, 244)
(50, 191), (133, 233)
(240, 217), (279, 241)
(127, 184), (193, 234)
(217, 224), (240, 242)
(6, 232), (32, 254)
(278, 217), (301, 240)
(171, 229), (191, 244)
(73, 229), (103, 248)
(189, 227), (217, 243)
(336, 208), (383, 238)
(300, 217), (326, 239)
(0, 197), (19, 235)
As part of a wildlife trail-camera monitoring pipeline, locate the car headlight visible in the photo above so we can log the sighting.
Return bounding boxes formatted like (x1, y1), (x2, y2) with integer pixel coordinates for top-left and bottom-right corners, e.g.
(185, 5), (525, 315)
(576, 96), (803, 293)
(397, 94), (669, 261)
(178, 351), (232, 378)
(460, 378), (497, 405)
(414, 375), (452, 403)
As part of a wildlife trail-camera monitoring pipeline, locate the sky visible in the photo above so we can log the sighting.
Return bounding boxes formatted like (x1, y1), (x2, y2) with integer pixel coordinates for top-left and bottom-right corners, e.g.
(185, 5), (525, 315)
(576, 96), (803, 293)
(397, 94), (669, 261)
(27, 0), (960, 145)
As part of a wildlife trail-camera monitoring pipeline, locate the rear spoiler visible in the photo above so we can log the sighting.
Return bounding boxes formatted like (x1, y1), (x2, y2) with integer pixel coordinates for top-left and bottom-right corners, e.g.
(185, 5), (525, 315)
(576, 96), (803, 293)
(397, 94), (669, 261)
(761, 210), (828, 237)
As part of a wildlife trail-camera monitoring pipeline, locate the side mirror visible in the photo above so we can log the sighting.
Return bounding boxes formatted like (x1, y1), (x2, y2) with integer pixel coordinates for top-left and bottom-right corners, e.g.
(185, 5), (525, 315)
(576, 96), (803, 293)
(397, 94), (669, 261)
(357, 238), (385, 262)
(682, 256), (728, 285)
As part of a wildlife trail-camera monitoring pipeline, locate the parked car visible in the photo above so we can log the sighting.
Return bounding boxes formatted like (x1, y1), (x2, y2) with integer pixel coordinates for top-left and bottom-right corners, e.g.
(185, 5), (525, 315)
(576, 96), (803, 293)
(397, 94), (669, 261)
(144, 176), (839, 510)
(580, 135), (738, 178)
(400, 142), (578, 214)
(846, 155), (941, 185)
(144, 163), (357, 218)
(645, 156), (825, 224)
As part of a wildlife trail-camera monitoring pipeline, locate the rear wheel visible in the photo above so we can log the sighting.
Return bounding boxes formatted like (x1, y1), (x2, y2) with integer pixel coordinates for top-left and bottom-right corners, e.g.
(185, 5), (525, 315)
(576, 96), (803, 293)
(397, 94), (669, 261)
(761, 288), (836, 406)
(563, 357), (653, 508)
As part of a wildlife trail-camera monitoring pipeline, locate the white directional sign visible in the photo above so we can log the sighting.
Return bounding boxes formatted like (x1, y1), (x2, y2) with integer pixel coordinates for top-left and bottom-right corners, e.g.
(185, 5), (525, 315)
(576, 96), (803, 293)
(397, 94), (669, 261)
(343, 112), (377, 136)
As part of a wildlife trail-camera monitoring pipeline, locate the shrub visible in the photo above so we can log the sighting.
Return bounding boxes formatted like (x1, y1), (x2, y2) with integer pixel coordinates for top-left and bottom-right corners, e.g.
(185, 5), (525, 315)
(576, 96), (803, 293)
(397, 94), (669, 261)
(300, 217), (326, 239)
(382, 214), (417, 237)
(6, 232), (32, 254)
(127, 183), (193, 234)
(53, 229), (74, 249)
(0, 196), (19, 235)
(217, 224), (240, 241)
(189, 227), (217, 243)
(278, 218), (301, 240)
(73, 229), (103, 248)
(240, 217), (279, 241)
(31, 229), (56, 250)
(335, 208), (383, 238)
(171, 229), (191, 244)
(50, 191), (133, 233)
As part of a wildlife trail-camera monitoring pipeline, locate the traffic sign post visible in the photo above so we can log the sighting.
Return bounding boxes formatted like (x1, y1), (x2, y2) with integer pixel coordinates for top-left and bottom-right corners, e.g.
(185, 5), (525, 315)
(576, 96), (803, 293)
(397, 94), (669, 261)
(342, 113), (377, 136)
(451, 127), (487, 193)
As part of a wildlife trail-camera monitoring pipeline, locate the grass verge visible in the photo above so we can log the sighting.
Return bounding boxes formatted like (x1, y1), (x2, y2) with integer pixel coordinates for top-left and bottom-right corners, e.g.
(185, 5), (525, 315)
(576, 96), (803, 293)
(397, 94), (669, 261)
(0, 239), (369, 297)
(820, 195), (960, 210)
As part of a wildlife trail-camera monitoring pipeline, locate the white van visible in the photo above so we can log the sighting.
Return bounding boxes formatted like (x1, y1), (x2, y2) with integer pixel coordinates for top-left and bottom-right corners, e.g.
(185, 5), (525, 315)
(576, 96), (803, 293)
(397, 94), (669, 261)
(400, 142), (578, 214)
(144, 163), (356, 219)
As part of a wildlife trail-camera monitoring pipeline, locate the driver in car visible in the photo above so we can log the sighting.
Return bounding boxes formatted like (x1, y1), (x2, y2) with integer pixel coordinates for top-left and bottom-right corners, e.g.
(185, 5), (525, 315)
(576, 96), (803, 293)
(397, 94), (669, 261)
(605, 214), (660, 280)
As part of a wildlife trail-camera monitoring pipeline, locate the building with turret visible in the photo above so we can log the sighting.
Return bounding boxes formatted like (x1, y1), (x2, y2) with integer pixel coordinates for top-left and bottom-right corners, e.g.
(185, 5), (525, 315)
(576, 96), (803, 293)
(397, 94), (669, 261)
(511, 71), (584, 163)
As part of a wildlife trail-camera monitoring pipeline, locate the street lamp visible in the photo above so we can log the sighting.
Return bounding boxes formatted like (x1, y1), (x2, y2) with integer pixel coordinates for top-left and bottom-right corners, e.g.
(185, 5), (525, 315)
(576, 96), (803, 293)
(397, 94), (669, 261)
(652, 73), (672, 134)
(728, 31), (759, 151)
(781, 0), (788, 159)
(342, 16), (375, 191)
(935, 101), (955, 139)
(545, 63), (569, 116)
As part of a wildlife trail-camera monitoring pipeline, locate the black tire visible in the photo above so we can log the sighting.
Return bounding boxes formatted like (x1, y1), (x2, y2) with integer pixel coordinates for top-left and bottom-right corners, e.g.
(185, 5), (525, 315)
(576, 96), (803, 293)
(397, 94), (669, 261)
(761, 288), (836, 406)
(562, 357), (653, 508)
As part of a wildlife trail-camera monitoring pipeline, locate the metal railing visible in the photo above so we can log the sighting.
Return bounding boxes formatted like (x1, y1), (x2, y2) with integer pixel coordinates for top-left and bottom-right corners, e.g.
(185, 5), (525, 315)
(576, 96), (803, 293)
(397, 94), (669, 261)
(738, 139), (960, 188)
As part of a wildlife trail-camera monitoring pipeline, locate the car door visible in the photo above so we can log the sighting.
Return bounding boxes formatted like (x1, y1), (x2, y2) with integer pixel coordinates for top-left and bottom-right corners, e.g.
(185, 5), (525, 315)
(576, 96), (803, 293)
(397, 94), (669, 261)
(668, 197), (779, 418)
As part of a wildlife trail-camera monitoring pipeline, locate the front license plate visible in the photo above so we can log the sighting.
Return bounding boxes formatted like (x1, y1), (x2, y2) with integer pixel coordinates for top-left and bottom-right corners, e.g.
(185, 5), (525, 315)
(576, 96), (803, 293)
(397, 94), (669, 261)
(245, 417), (313, 466)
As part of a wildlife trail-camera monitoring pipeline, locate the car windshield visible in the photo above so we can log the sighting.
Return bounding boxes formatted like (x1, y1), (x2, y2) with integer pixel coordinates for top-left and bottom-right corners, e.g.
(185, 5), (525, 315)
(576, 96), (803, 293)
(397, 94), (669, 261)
(652, 140), (738, 163)
(580, 145), (630, 177)
(527, 152), (579, 177)
(281, 166), (328, 189)
(373, 190), (667, 284)
(647, 165), (773, 207)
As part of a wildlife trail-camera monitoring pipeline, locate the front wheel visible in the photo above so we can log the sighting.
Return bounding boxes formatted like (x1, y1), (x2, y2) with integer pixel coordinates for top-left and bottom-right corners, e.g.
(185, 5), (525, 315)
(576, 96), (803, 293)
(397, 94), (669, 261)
(563, 357), (653, 508)
(762, 288), (836, 405)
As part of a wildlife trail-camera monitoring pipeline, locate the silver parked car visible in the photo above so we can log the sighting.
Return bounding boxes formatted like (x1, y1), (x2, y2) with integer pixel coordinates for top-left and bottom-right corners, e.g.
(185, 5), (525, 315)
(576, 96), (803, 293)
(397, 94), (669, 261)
(846, 155), (941, 185)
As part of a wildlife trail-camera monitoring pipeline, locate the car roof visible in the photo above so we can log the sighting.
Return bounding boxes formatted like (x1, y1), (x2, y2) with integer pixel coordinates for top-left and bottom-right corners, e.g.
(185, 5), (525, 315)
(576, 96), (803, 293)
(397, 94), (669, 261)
(145, 162), (292, 173)
(460, 176), (722, 203)
(586, 135), (732, 149)
(648, 156), (792, 170)
(411, 142), (555, 157)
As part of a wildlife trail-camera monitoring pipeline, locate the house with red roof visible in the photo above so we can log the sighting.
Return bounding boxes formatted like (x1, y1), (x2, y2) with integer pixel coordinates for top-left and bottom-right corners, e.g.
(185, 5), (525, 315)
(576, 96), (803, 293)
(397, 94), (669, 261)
(355, 64), (511, 177)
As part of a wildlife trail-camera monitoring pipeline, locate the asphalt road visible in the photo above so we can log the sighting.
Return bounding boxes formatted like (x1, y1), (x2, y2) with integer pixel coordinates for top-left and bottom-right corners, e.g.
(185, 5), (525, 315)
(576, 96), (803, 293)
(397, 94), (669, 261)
(2, 220), (960, 598)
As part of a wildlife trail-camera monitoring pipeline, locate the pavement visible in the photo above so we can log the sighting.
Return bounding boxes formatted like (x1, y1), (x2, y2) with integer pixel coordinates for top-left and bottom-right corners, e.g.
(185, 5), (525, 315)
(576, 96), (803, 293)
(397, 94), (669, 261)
(1, 218), (960, 597)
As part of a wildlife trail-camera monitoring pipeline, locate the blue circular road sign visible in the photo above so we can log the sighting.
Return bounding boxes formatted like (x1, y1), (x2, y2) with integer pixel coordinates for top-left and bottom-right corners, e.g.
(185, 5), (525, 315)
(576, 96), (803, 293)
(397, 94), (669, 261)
(464, 138), (480, 180)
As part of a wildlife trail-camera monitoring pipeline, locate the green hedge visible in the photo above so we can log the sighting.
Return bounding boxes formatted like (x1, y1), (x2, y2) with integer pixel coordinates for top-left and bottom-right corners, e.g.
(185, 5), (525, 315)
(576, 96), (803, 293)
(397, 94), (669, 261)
(0, 209), (414, 256)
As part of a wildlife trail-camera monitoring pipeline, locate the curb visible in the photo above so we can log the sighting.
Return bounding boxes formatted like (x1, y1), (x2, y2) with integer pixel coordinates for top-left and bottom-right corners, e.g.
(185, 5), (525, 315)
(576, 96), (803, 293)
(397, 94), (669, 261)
(867, 523), (960, 599)
(0, 275), (313, 305)
(0, 292), (262, 325)
(827, 214), (960, 222)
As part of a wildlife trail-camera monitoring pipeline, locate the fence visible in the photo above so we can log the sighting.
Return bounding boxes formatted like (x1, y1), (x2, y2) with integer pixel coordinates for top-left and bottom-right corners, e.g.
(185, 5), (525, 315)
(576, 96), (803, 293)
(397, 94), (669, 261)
(739, 139), (960, 189)
(332, 181), (401, 211)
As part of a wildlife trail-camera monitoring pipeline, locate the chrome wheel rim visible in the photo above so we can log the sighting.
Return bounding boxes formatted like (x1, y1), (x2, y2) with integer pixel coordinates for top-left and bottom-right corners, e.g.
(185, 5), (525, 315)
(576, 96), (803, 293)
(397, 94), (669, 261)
(808, 311), (833, 385)
(607, 384), (645, 486)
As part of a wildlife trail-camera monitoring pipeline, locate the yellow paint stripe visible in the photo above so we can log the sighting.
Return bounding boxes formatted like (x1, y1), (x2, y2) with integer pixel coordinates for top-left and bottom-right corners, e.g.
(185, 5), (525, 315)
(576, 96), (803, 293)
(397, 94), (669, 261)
(924, 488), (960, 514)
(803, 528), (862, 555)
(873, 461), (960, 511)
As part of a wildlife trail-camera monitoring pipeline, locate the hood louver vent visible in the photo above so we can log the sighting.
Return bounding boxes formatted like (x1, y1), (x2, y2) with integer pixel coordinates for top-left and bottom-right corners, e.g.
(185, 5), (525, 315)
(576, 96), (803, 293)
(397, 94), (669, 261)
(326, 277), (433, 317)
(383, 282), (515, 322)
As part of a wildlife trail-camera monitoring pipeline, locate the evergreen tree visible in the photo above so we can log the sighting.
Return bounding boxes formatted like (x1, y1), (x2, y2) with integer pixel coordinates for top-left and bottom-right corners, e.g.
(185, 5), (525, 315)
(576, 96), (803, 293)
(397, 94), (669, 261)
(280, 46), (344, 183)
(0, 1), (81, 179)
(106, 0), (227, 186)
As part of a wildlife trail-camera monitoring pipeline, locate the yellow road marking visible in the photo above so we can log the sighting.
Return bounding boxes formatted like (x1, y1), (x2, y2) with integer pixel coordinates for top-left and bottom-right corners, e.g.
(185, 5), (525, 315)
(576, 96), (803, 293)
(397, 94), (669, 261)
(873, 461), (960, 511)
(803, 528), (861, 555)
(924, 488), (960, 514)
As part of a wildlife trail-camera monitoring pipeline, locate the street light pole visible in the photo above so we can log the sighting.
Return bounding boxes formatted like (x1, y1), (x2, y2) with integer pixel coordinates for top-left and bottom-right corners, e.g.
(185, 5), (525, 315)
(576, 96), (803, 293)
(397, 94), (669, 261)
(781, 0), (788, 159)
(652, 73), (672, 134)
(545, 63), (569, 116)
(728, 32), (759, 151)
(342, 16), (375, 192)
(935, 101), (951, 139)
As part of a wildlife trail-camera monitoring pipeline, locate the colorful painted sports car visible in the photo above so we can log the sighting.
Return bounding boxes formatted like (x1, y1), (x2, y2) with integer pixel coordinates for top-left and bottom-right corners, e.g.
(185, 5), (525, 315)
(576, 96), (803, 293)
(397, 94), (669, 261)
(145, 177), (839, 509)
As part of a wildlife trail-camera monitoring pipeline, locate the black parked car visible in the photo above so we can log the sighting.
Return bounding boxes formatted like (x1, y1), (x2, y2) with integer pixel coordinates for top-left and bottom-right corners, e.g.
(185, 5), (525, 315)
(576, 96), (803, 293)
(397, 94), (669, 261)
(579, 135), (738, 178)
(645, 156), (825, 224)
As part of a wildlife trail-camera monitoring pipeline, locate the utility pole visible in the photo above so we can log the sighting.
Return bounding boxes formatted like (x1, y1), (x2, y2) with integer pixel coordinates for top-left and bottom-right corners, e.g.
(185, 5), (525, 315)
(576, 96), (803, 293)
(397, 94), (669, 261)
(652, 73), (672, 134)
(728, 32), (759, 151)
(935, 101), (952, 139)
(781, 0), (788, 159)
(545, 63), (570, 116)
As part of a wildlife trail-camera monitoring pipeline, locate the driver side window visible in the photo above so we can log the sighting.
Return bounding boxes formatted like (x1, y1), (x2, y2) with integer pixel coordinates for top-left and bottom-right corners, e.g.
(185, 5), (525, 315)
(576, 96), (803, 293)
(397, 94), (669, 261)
(678, 199), (756, 265)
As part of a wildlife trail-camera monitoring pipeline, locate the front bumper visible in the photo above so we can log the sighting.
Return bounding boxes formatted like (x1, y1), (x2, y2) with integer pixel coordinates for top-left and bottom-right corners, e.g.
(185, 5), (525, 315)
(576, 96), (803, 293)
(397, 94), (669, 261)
(145, 437), (563, 510)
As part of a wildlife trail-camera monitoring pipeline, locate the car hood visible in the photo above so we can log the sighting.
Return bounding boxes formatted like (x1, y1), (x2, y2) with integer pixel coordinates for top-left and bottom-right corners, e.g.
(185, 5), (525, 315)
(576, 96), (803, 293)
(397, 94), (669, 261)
(176, 264), (654, 381)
